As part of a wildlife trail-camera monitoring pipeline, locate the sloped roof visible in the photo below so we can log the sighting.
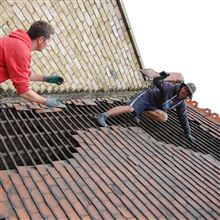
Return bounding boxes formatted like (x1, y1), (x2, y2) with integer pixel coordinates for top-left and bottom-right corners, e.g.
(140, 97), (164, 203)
(0, 99), (219, 171)
(1, 126), (219, 219)
(1, 0), (219, 217)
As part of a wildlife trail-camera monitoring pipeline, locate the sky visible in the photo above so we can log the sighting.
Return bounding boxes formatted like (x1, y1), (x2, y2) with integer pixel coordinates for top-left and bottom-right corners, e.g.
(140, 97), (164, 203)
(123, 0), (220, 114)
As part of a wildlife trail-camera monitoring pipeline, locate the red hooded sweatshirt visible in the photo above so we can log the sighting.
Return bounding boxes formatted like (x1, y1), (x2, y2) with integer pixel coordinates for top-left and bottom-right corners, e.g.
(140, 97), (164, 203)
(0, 29), (32, 95)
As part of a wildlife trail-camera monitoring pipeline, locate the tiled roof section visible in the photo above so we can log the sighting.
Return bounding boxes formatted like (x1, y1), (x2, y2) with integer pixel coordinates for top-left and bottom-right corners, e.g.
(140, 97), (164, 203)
(0, 98), (219, 170)
(95, 100), (220, 160)
(2, 102), (64, 114)
(0, 126), (219, 219)
(186, 99), (220, 125)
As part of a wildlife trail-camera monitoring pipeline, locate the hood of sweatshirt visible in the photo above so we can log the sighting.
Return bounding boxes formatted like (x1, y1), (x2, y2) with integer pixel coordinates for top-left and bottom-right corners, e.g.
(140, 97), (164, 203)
(9, 29), (32, 50)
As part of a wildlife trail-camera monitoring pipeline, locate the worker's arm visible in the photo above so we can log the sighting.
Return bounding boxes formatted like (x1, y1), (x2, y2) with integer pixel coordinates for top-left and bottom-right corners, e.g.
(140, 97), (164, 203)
(20, 90), (66, 108)
(20, 90), (46, 104)
(176, 101), (196, 143)
(30, 72), (44, 81)
(30, 72), (64, 84)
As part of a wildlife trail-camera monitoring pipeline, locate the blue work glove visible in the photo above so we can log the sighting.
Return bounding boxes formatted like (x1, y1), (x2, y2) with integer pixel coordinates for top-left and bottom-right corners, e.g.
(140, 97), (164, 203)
(186, 133), (196, 143)
(43, 75), (64, 85)
(45, 97), (66, 108)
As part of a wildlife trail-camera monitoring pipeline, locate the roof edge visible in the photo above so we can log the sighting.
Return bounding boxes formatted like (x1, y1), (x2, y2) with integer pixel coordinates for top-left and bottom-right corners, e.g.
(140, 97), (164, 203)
(117, 0), (145, 72)
(186, 99), (220, 125)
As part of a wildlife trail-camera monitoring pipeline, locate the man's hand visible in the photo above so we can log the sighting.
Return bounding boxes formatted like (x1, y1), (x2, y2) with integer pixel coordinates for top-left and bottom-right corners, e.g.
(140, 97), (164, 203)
(43, 75), (64, 85)
(45, 97), (66, 108)
(186, 133), (196, 143)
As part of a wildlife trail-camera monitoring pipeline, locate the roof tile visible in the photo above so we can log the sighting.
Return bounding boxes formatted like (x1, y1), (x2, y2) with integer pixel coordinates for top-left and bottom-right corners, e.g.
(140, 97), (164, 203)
(23, 198), (39, 215)
(37, 202), (54, 218)
(0, 201), (15, 219)
(186, 99), (220, 125)
(16, 208), (30, 220)
(36, 108), (63, 114)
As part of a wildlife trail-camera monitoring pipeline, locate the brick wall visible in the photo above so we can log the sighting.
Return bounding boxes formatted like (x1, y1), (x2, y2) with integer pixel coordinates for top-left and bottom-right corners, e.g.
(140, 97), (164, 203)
(0, 0), (145, 95)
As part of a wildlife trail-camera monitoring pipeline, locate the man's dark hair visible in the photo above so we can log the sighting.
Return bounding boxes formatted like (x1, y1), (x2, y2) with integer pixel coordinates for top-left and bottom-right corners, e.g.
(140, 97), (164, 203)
(27, 20), (54, 40)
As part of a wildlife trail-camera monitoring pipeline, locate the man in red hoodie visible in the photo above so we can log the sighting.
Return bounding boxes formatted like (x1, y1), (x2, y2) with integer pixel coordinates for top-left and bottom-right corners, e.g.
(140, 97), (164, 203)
(0, 20), (65, 108)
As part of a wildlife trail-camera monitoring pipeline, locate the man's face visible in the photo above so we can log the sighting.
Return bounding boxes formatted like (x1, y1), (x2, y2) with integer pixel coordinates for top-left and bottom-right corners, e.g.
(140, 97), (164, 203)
(36, 35), (52, 51)
(178, 86), (191, 99)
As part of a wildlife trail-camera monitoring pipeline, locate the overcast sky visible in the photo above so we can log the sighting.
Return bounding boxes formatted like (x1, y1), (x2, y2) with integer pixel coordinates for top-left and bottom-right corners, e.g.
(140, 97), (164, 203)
(123, 0), (220, 114)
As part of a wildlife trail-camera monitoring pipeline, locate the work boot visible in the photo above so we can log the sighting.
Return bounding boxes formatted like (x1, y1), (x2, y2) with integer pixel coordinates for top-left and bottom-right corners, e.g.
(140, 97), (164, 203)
(97, 113), (108, 127)
(132, 115), (140, 124)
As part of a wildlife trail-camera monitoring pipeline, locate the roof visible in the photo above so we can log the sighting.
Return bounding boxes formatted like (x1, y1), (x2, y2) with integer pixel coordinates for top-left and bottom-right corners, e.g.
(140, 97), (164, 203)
(1, 126), (219, 219)
(0, 99), (219, 170)
(1, 1), (219, 218)
(0, 99), (219, 219)
(186, 99), (220, 125)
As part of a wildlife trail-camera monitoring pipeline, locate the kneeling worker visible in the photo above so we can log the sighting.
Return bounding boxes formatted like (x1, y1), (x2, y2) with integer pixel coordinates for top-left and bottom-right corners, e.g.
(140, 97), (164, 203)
(97, 71), (196, 143)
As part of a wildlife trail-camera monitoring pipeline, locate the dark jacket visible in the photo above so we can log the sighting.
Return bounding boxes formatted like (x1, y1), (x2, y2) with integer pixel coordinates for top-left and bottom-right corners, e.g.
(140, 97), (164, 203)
(151, 77), (191, 135)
